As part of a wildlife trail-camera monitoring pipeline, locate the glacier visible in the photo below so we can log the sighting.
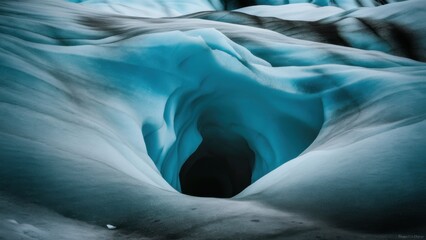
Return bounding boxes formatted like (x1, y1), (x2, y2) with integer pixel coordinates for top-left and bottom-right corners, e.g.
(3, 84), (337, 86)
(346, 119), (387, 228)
(0, 0), (425, 239)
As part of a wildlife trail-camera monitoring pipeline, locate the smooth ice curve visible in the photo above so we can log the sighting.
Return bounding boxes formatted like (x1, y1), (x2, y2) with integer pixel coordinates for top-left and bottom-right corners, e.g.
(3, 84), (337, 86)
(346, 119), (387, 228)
(0, 0), (425, 239)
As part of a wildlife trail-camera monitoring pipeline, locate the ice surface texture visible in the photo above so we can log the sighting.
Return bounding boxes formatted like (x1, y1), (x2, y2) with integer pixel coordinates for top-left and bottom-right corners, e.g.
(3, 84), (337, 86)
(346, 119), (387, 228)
(0, 0), (425, 239)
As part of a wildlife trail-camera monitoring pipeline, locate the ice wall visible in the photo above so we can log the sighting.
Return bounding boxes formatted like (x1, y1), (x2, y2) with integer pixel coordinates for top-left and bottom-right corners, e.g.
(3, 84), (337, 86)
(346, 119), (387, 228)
(0, 0), (425, 239)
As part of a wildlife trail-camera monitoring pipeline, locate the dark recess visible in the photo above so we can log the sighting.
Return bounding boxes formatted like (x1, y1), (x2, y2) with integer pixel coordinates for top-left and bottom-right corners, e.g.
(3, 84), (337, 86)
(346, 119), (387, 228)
(179, 133), (255, 198)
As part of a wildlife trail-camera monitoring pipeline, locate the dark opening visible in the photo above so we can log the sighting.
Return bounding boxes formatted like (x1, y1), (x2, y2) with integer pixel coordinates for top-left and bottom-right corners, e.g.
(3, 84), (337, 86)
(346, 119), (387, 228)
(179, 130), (255, 198)
(222, 0), (257, 10)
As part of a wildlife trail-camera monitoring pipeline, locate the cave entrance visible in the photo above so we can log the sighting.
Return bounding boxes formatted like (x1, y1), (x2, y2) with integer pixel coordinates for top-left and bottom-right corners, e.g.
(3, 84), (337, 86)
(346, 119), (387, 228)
(179, 129), (255, 198)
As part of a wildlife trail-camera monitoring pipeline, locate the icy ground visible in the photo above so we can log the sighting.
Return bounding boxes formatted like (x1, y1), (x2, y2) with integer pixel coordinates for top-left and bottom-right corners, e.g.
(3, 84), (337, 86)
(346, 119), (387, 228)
(0, 0), (425, 239)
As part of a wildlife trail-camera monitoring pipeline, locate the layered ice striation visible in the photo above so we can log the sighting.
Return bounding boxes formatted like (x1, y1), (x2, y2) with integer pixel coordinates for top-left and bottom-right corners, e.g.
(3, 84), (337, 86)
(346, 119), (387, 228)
(0, 0), (425, 239)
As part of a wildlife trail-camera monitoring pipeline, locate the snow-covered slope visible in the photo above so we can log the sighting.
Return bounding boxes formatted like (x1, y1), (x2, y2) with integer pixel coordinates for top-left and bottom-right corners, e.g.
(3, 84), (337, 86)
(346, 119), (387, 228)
(0, 0), (425, 239)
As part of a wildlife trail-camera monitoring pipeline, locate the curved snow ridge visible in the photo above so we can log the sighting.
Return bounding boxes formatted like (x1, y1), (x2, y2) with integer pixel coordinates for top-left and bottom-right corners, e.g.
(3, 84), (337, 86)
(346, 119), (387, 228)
(2, 0), (424, 61)
(193, 1), (426, 61)
(0, 0), (425, 238)
(64, 0), (408, 14)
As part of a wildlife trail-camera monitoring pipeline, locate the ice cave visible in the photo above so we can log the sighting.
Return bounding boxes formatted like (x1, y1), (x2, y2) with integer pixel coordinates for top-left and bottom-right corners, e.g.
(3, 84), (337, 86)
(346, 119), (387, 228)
(0, 0), (425, 239)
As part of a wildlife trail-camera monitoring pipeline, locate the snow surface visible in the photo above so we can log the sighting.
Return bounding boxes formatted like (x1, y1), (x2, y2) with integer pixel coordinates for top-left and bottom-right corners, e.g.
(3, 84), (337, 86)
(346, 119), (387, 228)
(0, 0), (425, 239)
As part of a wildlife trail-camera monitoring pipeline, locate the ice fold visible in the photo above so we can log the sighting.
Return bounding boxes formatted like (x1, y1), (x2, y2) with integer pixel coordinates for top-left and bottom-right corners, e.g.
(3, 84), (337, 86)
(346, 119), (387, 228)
(0, 0), (425, 238)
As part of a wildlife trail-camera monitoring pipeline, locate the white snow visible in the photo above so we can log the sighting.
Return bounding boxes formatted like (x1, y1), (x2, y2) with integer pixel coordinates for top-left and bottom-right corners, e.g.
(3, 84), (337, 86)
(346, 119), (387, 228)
(0, 0), (425, 239)
(106, 224), (117, 230)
